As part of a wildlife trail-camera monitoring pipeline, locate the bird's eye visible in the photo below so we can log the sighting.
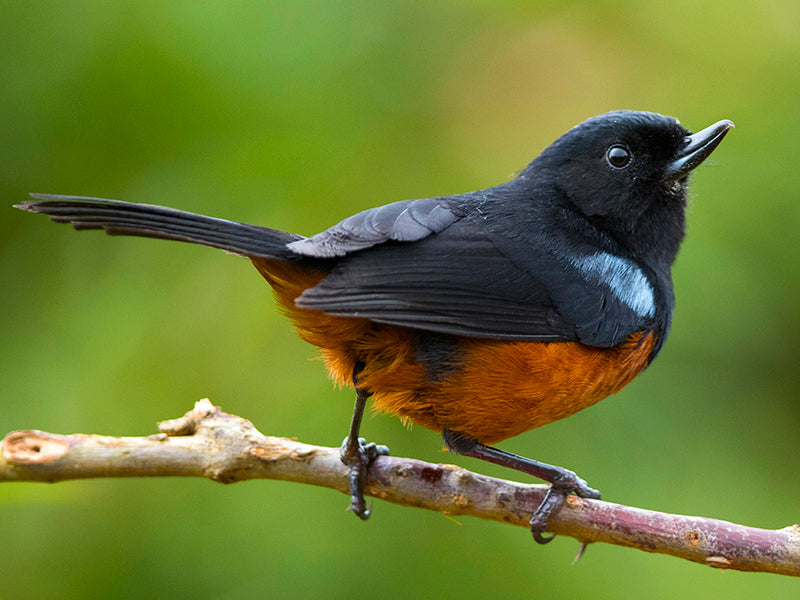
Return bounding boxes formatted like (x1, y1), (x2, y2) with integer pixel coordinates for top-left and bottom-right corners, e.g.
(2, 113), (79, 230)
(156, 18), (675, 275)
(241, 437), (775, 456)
(606, 145), (631, 168)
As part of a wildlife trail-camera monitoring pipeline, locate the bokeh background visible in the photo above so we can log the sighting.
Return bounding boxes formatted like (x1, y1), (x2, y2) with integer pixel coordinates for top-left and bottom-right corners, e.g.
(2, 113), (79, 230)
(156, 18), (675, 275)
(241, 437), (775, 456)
(2, 2), (798, 598)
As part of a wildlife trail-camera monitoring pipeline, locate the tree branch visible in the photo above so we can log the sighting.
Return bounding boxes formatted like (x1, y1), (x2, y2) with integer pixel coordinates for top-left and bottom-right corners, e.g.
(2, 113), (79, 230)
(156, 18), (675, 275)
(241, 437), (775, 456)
(2, 399), (797, 576)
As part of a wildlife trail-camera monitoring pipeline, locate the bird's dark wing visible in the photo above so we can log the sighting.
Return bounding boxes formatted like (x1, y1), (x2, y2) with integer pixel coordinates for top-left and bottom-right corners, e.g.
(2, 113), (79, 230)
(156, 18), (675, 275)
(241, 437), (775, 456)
(294, 209), (652, 346)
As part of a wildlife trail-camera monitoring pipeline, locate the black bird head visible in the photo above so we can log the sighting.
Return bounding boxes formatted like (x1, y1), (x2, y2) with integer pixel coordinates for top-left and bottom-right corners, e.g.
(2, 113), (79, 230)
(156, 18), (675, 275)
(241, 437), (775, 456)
(519, 110), (733, 268)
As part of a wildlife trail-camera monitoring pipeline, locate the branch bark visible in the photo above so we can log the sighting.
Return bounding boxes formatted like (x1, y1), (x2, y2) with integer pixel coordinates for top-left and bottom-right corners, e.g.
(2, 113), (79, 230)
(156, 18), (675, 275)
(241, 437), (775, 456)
(2, 399), (798, 576)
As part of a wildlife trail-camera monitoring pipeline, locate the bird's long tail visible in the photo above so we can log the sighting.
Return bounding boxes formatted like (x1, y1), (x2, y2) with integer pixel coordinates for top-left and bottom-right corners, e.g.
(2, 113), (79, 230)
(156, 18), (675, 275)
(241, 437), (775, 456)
(16, 194), (302, 260)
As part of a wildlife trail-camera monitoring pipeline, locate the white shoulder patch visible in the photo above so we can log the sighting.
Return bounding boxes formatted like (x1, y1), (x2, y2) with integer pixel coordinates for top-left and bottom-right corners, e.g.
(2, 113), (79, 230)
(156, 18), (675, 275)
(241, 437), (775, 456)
(571, 252), (655, 318)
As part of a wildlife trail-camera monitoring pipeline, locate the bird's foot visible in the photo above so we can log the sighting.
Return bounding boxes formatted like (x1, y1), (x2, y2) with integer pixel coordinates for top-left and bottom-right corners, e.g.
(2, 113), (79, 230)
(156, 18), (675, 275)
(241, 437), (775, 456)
(340, 436), (390, 519)
(529, 469), (600, 556)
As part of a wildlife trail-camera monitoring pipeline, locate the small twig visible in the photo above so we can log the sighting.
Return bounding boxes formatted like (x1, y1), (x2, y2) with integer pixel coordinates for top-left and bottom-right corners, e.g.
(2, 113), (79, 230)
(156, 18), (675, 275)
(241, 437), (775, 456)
(2, 399), (798, 576)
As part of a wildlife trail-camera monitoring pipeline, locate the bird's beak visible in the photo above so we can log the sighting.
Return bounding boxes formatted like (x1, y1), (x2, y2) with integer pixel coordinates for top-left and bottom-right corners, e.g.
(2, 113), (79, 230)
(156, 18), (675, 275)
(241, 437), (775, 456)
(664, 119), (735, 181)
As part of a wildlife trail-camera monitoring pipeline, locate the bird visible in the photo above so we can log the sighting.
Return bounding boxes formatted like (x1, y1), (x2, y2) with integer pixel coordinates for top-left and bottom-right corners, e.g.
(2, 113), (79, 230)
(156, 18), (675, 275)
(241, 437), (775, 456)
(16, 110), (733, 544)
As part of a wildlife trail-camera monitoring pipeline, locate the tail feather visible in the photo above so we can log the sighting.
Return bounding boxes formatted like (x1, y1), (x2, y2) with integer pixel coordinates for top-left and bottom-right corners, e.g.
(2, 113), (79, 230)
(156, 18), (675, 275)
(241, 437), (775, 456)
(16, 194), (303, 260)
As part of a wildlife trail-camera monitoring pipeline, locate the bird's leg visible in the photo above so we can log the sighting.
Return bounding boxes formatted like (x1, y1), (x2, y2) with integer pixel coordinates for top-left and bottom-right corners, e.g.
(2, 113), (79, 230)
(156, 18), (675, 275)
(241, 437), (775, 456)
(442, 429), (600, 547)
(340, 365), (390, 520)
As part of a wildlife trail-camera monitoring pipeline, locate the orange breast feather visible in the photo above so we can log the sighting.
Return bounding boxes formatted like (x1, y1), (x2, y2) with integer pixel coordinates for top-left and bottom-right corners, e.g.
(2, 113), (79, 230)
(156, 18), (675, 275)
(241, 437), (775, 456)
(252, 257), (655, 445)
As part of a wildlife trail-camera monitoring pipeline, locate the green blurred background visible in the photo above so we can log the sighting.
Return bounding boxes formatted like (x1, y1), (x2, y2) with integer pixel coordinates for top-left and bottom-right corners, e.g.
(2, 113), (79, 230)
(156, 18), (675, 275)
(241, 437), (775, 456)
(2, 1), (798, 597)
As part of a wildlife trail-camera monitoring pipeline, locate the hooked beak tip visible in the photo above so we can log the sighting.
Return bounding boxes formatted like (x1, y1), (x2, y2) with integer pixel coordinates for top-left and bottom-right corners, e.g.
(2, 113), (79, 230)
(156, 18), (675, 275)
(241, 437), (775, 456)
(665, 119), (734, 181)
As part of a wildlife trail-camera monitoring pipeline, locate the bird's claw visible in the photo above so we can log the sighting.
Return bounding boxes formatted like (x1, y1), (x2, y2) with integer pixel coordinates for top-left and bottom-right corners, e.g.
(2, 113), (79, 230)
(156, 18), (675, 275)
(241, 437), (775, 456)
(529, 469), (600, 551)
(340, 436), (390, 520)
